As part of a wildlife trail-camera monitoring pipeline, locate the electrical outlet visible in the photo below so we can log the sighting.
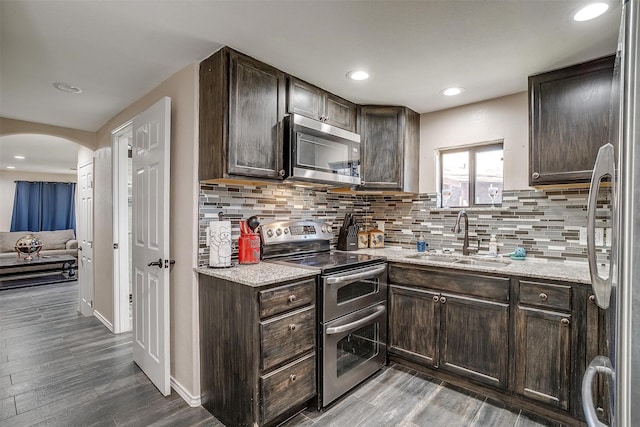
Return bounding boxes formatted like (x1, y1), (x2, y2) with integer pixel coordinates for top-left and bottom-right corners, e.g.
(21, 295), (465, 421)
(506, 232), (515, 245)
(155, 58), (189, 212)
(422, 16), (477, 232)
(579, 227), (587, 245)
(594, 228), (604, 246)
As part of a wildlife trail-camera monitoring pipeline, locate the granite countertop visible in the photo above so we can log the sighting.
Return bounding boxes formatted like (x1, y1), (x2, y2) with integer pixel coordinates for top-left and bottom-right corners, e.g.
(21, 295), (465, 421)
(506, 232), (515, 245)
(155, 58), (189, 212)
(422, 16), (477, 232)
(197, 263), (320, 287)
(197, 247), (601, 288)
(355, 247), (599, 285)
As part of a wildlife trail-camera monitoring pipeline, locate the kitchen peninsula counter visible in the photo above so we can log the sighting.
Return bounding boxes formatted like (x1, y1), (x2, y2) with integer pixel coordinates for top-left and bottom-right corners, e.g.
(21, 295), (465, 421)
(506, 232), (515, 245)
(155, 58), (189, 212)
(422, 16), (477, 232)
(197, 263), (319, 287)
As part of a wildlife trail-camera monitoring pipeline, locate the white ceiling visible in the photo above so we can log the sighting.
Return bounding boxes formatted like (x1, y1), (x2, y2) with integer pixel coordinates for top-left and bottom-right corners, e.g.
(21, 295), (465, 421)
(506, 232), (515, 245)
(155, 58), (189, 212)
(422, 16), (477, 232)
(0, 134), (78, 175)
(0, 0), (621, 172)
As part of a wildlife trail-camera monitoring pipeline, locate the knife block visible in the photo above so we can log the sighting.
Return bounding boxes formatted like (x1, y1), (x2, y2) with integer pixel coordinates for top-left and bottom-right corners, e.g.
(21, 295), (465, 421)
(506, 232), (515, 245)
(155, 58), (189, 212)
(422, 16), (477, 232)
(337, 225), (358, 251)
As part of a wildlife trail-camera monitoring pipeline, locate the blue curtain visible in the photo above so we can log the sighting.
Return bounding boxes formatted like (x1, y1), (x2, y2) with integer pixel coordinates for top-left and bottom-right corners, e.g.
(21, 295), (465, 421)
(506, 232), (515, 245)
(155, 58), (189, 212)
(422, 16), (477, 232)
(10, 181), (76, 232)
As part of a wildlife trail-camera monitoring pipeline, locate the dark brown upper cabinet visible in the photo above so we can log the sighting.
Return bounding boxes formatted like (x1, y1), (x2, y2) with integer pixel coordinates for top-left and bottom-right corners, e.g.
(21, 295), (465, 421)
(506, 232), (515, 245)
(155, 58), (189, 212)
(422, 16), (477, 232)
(528, 55), (615, 186)
(287, 78), (357, 132)
(358, 106), (419, 192)
(199, 47), (286, 181)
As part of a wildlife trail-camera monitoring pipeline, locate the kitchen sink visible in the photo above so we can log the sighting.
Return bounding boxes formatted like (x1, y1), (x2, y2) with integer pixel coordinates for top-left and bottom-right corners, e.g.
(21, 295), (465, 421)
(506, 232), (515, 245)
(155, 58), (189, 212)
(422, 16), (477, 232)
(405, 253), (459, 263)
(453, 258), (512, 268)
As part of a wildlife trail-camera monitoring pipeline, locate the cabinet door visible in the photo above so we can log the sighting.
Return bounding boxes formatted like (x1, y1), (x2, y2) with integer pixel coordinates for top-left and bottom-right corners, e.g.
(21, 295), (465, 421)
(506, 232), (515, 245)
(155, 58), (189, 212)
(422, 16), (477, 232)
(287, 78), (324, 121)
(389, 285), (439, 366)
(529, 55), (615, 185)
(229, 51), (285, 179)
(359, 106), (404, 189)
(439, 293), (509, 389)
(324, 93), (357, 132)
(515, 305), (571, 410)
(586, 293), (610, 423)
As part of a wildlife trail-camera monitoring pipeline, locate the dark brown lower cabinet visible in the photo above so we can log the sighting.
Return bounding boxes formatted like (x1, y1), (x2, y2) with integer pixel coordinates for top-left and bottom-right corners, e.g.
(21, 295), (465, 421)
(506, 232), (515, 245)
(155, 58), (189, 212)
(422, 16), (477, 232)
(199, 274), (317, 427)
(440, 293), (509, 389)
(389, 263), (609, 427)
(389, 285), (439, 366)
(389, 284), (509, 390)
(515, 305), (572, 410)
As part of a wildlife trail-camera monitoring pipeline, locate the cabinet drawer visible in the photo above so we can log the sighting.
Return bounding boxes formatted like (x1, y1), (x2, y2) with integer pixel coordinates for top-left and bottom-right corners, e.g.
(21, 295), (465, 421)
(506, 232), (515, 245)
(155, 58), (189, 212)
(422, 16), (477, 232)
(389, 264), (510, 302)
(519, 280), (571, 311)
(260, 353), (316, 425)
(260, 306), (316, 371)
(259, 279), (316, 318)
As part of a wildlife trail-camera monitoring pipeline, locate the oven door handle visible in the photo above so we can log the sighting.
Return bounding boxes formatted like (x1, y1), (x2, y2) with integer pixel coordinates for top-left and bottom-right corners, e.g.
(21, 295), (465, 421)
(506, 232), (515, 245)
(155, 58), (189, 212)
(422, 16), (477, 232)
(326, 305), (386, 335)
(325, 264), (387, 284)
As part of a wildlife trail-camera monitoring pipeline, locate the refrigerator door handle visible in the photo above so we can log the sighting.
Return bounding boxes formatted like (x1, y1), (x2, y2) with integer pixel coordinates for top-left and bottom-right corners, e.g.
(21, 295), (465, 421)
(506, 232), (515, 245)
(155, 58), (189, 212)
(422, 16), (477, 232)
(582, 355), (614, 427)
(587, 143), (615, 309)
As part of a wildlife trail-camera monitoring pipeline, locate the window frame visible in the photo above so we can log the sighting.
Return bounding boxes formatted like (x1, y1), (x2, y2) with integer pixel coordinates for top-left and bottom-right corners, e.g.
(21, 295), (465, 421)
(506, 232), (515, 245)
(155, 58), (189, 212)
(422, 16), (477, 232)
(438, 140), (504, 208)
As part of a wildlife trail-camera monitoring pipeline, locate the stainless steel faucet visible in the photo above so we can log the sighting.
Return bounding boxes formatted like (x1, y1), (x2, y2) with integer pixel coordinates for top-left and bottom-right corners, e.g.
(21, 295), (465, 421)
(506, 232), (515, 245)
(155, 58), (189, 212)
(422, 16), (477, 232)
(452, 210), (478, 256)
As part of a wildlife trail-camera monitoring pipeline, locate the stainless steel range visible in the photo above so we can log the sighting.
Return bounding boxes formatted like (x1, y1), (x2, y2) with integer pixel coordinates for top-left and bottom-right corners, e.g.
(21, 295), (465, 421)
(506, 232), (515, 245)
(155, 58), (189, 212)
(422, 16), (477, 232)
(260, 220), (388, 408)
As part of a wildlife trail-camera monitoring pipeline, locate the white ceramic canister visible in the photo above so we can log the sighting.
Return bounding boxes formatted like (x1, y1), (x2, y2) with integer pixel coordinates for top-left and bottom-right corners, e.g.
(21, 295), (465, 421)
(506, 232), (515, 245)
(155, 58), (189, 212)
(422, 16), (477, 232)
(208, 220), (232, 267)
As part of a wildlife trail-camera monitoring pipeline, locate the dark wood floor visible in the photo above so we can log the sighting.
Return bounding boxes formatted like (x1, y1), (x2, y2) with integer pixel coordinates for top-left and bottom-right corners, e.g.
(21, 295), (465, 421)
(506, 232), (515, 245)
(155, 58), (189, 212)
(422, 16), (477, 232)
(0, 281), (555, 427)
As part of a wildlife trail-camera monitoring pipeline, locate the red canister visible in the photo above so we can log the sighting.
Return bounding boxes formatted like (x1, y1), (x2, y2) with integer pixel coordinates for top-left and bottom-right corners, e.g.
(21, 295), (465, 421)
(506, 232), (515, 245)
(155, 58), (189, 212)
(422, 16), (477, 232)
(238, 233), (261, 264)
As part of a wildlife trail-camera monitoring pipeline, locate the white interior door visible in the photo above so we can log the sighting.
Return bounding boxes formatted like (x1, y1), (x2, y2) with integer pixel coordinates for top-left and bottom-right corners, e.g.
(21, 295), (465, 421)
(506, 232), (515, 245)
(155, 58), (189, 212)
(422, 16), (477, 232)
(132, 97), (171, 396)
(77, 161), (94, 317)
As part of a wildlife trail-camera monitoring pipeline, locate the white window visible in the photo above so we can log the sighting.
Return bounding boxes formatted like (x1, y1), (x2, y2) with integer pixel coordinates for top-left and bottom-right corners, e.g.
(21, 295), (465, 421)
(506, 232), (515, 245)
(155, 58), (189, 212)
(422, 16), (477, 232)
(439, 142), (504, 208)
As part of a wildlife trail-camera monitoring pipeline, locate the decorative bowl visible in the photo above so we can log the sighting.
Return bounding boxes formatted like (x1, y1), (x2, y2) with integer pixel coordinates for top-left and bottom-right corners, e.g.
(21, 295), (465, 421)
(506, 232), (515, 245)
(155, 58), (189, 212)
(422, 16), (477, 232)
(15, 234), (43, 260)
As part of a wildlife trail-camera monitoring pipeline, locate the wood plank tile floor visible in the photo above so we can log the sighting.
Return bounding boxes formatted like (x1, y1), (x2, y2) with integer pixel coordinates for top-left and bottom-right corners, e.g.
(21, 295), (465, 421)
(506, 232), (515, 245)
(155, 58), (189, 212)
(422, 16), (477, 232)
(0, 281), (557, 427)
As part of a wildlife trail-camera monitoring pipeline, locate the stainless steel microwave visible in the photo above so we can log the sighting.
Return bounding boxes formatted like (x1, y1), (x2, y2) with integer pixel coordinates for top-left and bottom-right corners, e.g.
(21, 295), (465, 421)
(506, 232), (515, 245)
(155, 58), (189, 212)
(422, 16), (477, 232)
(284, 114), (361, 185)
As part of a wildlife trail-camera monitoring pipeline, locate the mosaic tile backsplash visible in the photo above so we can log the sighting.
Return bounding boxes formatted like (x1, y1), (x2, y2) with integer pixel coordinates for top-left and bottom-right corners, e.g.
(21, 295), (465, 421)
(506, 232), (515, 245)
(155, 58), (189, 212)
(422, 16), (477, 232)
(199, 183), (612, 266)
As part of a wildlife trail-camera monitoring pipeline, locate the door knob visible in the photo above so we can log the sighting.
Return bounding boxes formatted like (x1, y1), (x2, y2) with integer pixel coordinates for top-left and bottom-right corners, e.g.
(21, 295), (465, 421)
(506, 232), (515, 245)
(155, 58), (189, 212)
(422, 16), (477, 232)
(148, 258), (162, 267)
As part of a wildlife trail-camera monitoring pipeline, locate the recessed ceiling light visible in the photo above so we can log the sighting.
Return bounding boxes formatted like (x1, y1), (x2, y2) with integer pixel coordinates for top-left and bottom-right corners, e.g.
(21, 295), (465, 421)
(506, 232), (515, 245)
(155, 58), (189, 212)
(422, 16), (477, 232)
(53, 82), (82, 94)
(346, 70), (369, 81)
(574, 3), (609, 21)
(441, 87), (465, 96)
(14, 155), (25, 160)
(7, 166), (15, 169)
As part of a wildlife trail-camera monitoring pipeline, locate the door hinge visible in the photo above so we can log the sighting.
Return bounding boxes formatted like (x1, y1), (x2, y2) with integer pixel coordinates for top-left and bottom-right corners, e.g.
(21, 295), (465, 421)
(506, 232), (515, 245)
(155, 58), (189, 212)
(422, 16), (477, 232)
(113, 243), (119, 249)
(90, 300), (94, 308)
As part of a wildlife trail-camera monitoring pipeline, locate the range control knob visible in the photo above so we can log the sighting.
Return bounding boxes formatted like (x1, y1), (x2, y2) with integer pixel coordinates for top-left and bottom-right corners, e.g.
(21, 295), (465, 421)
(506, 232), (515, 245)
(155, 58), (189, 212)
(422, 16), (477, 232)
(321, 226), (327, 232)
(266, 229), (274, 238)
(284, 228), (289, 234)
(276, 228), (282, 236)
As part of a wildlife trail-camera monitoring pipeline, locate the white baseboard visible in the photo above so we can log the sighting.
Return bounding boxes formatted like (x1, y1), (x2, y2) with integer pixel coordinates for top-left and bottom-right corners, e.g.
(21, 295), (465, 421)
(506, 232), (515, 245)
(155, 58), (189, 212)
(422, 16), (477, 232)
(171, 377), (201, 407)
(93, 310), (114, 332)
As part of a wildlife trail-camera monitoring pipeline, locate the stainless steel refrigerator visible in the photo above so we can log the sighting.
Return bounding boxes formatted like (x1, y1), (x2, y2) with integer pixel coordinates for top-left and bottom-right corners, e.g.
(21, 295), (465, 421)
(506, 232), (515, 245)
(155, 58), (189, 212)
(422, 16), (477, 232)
(583, 1), (640, 426)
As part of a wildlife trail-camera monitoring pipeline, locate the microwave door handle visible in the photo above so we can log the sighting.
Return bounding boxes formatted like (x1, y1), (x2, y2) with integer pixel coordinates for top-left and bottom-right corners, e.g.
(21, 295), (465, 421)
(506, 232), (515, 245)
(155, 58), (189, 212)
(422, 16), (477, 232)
(581, 356), (614, 427)
(587, 143), (615, 309)
(326, 305), (386, 335)
(325, 264), (387, 285)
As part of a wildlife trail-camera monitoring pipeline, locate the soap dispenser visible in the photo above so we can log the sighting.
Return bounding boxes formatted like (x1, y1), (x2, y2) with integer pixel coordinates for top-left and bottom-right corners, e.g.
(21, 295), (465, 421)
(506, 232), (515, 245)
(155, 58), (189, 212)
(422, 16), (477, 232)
(417, 232), (426, 252)
(488, 235), (498, 256)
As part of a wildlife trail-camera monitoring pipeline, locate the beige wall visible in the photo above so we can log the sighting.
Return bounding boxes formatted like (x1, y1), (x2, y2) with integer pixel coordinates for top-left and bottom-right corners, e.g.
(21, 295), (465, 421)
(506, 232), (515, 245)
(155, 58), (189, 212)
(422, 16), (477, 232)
(0, 117), (96, 150)
(419, 92), (530, 193)
(0, 170), (77, 232)
(95, 62), (201, 398)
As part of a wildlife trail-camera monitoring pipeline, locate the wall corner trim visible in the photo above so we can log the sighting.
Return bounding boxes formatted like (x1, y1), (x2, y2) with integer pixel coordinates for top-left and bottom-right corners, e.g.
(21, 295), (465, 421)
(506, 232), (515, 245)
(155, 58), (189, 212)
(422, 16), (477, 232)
(93, 310), (114, 333)
(171, 377), (202, 407)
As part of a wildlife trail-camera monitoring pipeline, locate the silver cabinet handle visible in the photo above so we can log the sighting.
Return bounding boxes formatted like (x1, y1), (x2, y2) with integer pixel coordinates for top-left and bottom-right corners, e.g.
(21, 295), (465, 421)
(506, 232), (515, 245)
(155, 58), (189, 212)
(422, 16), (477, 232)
(326, 305), (385, 335)
(326, 264), (386, 284)
(587, 143), (615, 309)
(288, 295), (297, 303)
(432, 295), (439, 302)
(582, 356), (614, 427)
(539, 293), (548, 301)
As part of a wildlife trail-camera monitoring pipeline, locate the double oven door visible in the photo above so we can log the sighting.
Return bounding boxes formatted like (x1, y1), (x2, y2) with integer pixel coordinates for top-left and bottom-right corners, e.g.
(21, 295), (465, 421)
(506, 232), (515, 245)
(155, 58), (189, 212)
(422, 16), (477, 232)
(320, 262), (387, 407)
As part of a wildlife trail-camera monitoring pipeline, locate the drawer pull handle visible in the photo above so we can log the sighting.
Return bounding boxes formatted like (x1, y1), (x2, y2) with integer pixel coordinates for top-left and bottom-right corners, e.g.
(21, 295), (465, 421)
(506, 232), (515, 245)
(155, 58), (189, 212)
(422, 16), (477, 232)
(589, 294), (596, 303)
(288, 295), (297, 303)
(561, 318), (570, 326)
(290, 374), (297, 382)
(288, 324), (296, 332)
(440, 296), (447, 304)
(433, 295), (439, 302)
(539, 293), (548, 301)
